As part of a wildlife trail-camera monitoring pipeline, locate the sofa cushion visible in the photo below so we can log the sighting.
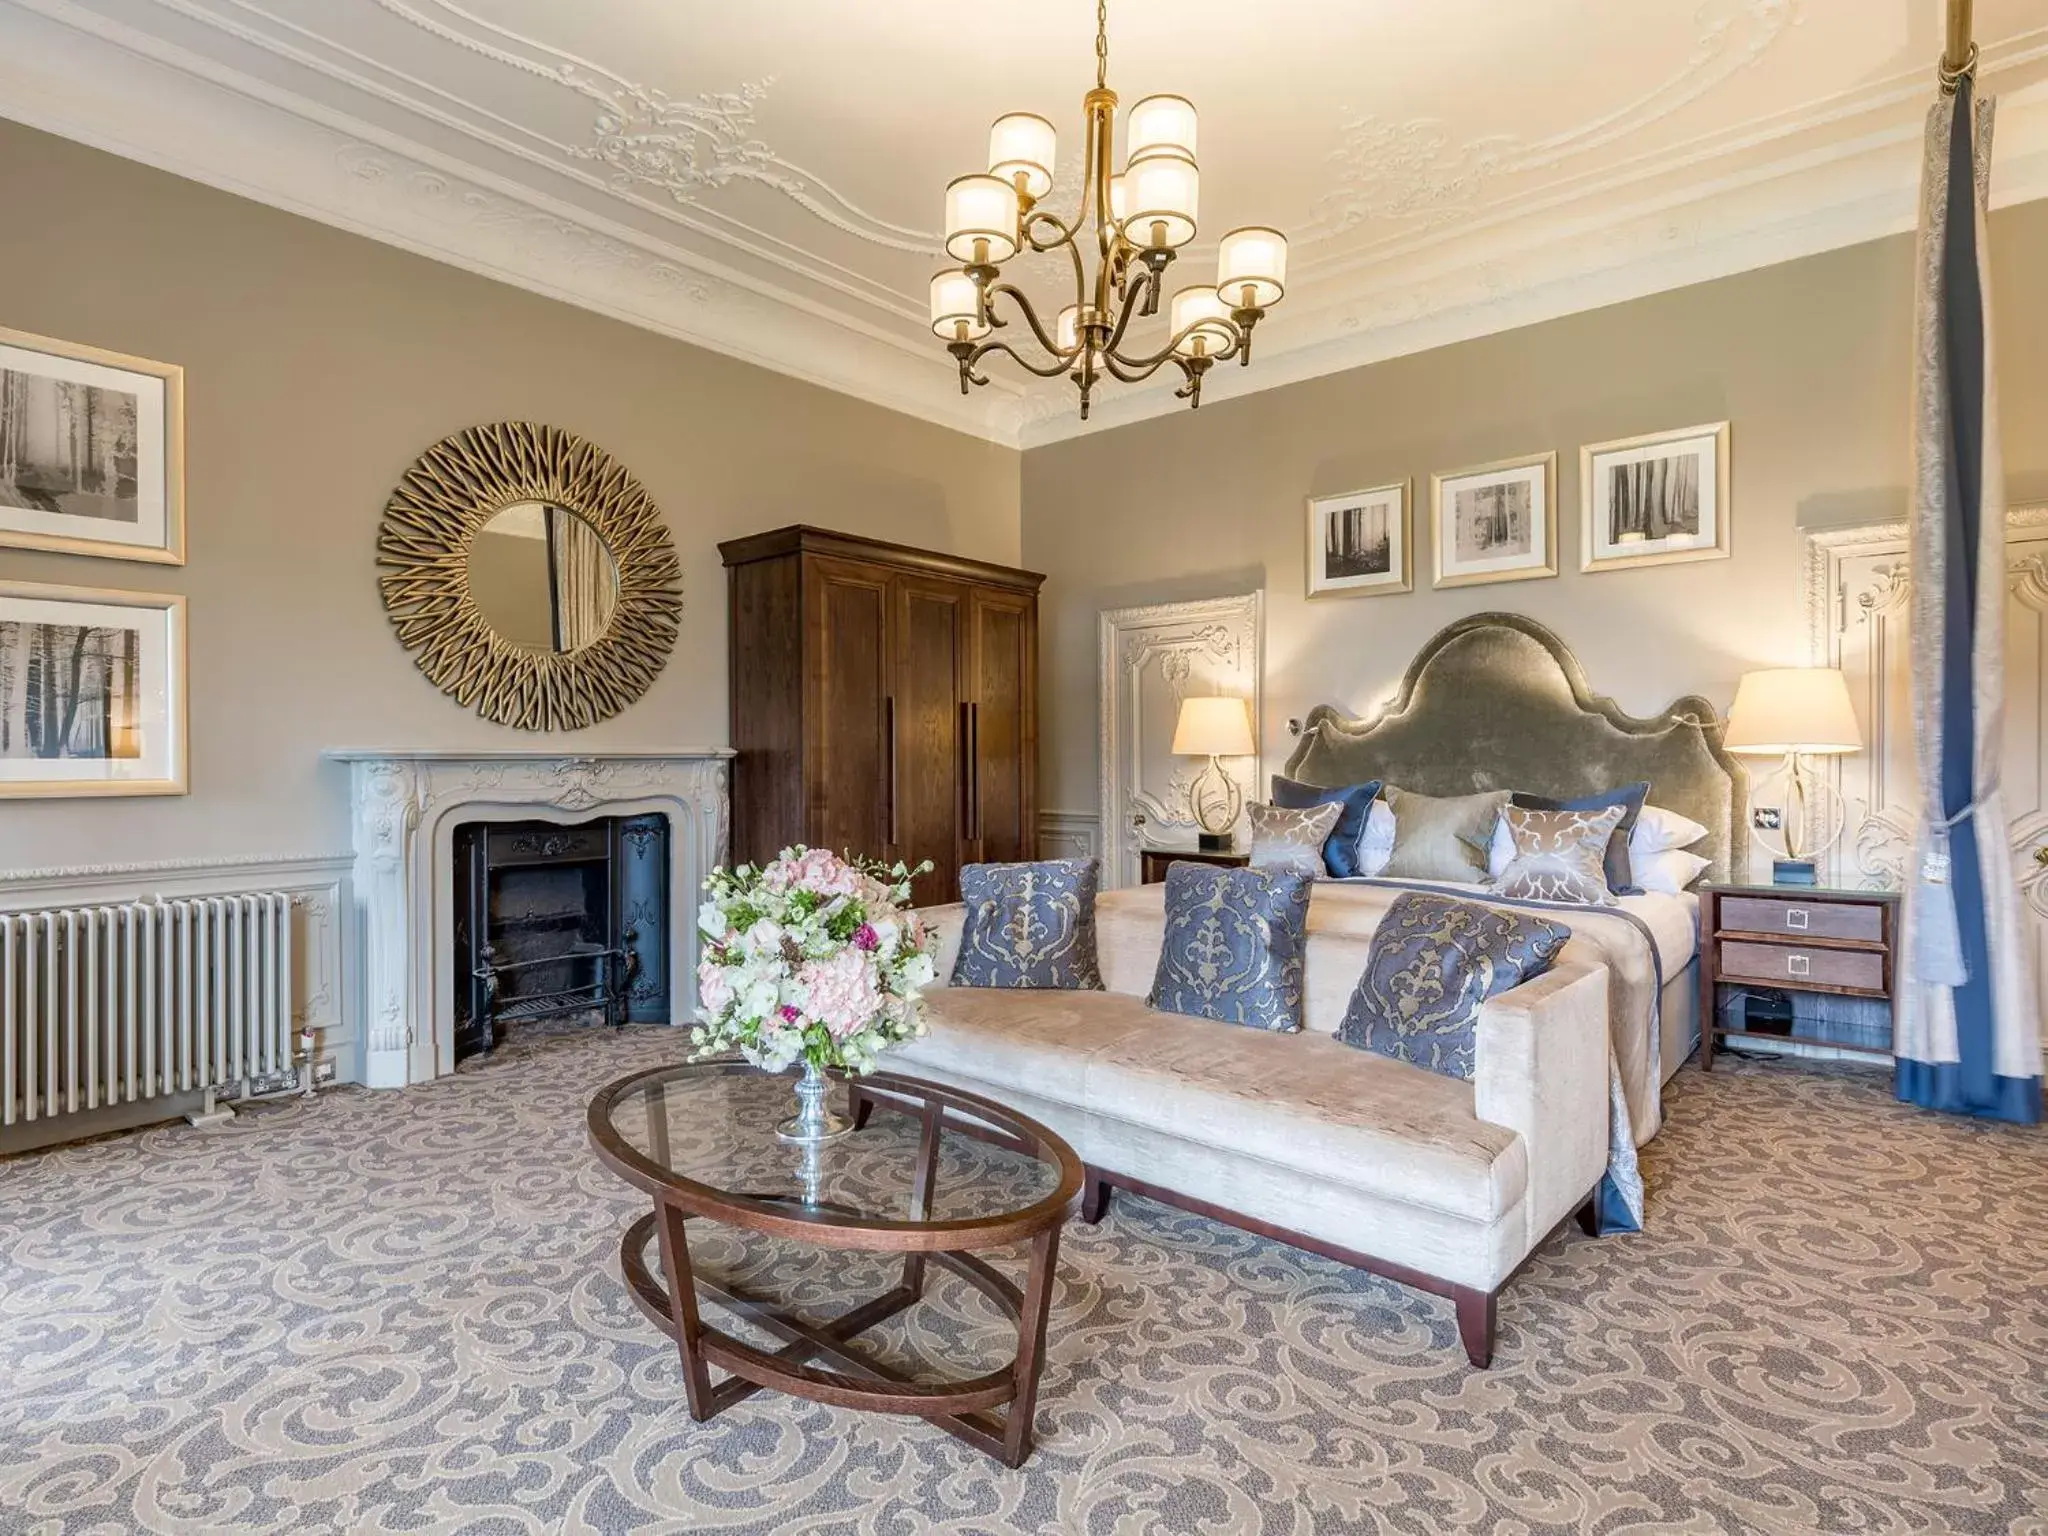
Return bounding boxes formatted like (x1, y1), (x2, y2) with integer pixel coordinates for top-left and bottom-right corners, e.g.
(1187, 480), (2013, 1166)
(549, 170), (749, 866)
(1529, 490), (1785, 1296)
(1337, 892), (1571, 1080)
(950, 858), (1105, 990)
(1083, 1016), (1527, 1223)
(1149, 863), (1313, 1033)
(896, 985), (1164, 1103)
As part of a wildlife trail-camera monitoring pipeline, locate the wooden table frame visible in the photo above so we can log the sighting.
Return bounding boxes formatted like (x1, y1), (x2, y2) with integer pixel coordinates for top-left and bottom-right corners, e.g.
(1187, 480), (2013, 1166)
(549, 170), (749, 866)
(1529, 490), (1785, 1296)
(587, 1063), (1083, 1467)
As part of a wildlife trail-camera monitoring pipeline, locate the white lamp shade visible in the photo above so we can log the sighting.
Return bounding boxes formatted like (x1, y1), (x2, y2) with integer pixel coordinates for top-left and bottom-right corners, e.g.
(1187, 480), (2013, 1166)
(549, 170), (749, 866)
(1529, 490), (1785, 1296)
(928, 271), (988, 341)
(1170, 285), (1235, 357)
(1216, 226), (1288, 310)
(1109, 173), (1128, 226)
(1723, 668), (1863, 755)
(944, 174), (1020, 264)
(1121, 151), (1198, 249)
(1128, 94), (1198, 164)
(1171, 695), (1255, 757)
(987, 113), (1056, 199)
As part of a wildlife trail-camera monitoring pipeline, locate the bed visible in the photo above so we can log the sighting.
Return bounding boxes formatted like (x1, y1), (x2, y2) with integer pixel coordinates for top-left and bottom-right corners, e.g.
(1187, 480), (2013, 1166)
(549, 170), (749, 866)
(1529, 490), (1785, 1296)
(1278, 612), (1747, 1143)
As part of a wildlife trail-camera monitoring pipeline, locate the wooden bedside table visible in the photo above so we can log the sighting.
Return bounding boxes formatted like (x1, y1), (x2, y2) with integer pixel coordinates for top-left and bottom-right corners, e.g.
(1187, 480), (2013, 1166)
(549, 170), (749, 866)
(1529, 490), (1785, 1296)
(1697, 883), (1900, 1070)
(1139, 845), (1250, 885)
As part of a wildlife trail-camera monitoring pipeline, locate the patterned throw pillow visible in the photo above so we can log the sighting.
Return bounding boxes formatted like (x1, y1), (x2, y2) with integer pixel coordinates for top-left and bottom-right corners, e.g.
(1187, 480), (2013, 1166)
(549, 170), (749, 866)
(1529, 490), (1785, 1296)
(1510, 782), (1650, 894)
(1269, 775), (1383, 877)
(1337, 892), (1572, 1079)
(1491, 804), (1627, 906)
(1248, 800), (1344, 879)
(1149, 863), (1313, 1032)
(951, 858), (1105, 989)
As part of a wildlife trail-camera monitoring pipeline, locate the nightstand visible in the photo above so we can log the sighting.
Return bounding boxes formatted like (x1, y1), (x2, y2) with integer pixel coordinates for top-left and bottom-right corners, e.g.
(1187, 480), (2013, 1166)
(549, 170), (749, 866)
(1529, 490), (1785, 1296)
(1697, 883), (1900, 1070)
(1139, 845), (1250, 885)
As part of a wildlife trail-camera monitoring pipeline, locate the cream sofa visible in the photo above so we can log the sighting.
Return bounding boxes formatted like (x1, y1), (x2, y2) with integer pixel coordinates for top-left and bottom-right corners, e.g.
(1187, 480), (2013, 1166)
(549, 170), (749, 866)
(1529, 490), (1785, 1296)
(865, 884), (1613, 1366)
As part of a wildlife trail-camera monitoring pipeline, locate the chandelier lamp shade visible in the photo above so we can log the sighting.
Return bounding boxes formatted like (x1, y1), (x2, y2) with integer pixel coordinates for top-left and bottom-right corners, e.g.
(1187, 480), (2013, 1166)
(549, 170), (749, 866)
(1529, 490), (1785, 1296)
(930, 0), (1288, 419)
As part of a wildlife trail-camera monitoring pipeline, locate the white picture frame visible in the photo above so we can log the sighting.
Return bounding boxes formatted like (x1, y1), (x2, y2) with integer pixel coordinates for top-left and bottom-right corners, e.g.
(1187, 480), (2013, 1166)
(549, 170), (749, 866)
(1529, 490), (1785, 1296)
(0, 581), (187, 798)
(1580, 421), (1731, 573)
(1306, 482), (1410, 598)
(0, 326), (185, 565)
(1430, 451), (1557, 589)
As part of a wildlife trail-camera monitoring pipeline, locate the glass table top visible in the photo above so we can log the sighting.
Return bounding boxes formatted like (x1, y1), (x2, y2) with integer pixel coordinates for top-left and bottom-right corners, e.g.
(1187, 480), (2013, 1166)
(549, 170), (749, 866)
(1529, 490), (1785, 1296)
(591, 1060), (1070, 1230)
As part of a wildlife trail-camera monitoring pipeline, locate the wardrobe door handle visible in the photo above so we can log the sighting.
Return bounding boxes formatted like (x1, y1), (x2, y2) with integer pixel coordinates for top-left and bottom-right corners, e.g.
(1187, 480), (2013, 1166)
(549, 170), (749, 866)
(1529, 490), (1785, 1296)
(884, 696), (898, 849)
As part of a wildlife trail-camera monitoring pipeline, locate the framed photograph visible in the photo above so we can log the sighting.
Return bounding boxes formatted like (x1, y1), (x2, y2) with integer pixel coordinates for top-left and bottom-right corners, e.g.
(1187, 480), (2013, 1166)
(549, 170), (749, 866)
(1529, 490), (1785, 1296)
(0, 581), (186, 798)
(0, 327), (184, 565)
(1581, 422), (1729, 573)
(1306, 482), (1410, 597)
(1430, 451), (1557, 589)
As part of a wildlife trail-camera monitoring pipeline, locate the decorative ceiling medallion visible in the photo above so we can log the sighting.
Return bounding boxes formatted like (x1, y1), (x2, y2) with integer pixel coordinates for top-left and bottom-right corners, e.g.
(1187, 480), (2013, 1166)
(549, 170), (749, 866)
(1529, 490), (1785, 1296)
(377, 422), (682, 731)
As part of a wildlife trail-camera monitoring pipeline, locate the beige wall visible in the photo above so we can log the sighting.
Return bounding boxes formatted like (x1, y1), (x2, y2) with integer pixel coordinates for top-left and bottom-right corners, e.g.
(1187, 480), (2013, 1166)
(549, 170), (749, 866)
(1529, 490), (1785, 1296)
(0, 122), (1021, 870)
(1022, 198), (2048, 821)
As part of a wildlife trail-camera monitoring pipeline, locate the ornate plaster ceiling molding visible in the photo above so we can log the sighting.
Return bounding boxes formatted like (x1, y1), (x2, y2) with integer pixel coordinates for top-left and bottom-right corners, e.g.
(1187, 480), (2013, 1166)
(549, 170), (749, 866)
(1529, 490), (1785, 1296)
(0, 0), (1027, 443)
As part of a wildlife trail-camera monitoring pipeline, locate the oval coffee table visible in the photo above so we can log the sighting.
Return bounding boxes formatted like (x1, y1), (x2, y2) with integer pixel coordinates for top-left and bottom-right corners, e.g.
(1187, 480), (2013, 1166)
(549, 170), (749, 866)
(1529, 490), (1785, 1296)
(587, 1060), (1083, 1467)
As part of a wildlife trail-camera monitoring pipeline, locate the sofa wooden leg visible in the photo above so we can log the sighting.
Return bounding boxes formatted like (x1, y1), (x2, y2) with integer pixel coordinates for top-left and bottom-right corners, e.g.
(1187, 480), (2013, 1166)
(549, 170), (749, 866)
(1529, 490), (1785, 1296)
(1080, 1172), (1112, 1225)
(1453, 1286), (1496, 1369)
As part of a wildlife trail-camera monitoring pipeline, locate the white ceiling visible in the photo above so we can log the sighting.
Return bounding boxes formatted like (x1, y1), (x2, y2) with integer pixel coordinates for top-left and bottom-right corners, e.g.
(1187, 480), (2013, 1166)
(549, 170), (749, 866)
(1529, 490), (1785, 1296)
(3, 0), (2046, 447)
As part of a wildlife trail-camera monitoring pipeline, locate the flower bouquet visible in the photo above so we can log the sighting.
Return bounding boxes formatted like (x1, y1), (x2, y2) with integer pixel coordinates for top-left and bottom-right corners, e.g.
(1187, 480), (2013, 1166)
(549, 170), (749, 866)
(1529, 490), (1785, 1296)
(693, 846), (937, 1142)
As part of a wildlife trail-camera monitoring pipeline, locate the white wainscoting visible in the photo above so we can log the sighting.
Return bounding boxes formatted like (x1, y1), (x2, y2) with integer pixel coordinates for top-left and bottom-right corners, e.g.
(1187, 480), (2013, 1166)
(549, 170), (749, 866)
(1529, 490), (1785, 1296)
(0, 852), (358, 1081)
(1804, 505), (2048, 1043)
(1038, 811), (1102, 861)
(1097, 593), (1265, 889)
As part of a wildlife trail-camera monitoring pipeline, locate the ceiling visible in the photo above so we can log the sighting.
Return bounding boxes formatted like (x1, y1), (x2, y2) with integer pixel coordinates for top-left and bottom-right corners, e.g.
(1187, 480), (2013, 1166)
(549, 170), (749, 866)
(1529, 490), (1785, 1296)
(2, 0), (2046, 447)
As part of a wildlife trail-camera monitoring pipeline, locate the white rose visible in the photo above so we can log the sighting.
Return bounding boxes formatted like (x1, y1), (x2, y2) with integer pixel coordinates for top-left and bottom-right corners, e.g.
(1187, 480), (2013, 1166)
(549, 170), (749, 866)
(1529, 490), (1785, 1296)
(900, 952), (936, 991)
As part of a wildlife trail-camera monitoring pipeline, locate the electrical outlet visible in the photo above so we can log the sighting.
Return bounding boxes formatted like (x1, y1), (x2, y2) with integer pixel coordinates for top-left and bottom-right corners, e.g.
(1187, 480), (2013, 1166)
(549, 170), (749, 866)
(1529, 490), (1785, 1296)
(311, 1057), (338, 1086)
(1753, 806), (1783, 831)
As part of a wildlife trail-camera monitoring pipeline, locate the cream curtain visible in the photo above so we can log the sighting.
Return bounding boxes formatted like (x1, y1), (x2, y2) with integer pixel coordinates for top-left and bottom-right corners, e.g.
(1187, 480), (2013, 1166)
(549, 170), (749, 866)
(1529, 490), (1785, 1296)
(547, 507), (612, 653)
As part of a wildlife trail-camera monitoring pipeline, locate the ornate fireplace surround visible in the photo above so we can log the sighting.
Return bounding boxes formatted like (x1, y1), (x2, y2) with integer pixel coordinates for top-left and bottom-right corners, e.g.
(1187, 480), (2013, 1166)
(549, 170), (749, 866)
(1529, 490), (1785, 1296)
(331, 750), (731, 1087)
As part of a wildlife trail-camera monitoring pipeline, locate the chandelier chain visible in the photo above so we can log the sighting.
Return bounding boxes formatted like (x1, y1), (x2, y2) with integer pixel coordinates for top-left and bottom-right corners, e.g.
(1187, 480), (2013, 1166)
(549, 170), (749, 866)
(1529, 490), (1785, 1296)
(1095, 0), (1109, 89)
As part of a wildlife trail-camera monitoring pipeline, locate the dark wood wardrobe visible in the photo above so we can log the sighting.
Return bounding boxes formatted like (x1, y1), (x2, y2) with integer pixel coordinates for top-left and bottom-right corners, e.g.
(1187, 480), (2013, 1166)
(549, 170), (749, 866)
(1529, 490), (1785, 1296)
(719, 526), (1043, 907)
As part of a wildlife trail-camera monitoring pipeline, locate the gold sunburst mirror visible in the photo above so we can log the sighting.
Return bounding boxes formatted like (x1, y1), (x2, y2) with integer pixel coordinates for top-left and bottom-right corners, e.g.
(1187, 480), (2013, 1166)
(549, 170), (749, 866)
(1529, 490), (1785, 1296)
(377, 422), (682, 731)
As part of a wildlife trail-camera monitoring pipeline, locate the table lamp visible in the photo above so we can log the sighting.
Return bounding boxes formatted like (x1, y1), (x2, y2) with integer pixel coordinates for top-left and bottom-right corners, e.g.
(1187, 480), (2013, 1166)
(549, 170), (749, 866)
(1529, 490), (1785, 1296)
(1723, 667), (1862, 886)
(1171, 696), (1255, 851)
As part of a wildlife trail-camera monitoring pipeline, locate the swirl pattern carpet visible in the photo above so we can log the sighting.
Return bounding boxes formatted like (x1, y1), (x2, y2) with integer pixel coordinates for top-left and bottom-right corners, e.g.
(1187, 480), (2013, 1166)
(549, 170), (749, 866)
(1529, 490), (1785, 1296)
(2, 1025), (2043, 1535)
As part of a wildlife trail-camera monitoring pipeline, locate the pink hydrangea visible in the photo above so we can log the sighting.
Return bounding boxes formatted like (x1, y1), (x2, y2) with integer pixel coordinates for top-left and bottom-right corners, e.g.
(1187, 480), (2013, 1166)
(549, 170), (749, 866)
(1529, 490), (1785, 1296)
(799, 946), (884, 1040)
(788, 847), (862, 899)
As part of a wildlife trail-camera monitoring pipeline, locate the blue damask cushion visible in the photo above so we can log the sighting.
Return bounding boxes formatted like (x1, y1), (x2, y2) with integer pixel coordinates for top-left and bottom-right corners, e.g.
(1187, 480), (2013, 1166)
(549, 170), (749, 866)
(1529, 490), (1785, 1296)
(950, 859), (1104, 990)
(1148, 863), (1313, 1032)
(1337, 892), (1572, 1078)
(1271, 774), (1383, 878)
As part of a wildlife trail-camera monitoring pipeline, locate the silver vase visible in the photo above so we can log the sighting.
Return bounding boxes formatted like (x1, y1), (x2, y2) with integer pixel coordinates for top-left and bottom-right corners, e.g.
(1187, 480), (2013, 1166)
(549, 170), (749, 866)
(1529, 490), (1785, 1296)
(775, 1058), (853, 1145)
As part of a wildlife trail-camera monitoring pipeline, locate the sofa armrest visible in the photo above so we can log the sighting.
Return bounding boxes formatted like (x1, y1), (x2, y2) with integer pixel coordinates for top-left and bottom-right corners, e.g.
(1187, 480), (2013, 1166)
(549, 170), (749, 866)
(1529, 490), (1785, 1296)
(1473, 960), (1611, 1253)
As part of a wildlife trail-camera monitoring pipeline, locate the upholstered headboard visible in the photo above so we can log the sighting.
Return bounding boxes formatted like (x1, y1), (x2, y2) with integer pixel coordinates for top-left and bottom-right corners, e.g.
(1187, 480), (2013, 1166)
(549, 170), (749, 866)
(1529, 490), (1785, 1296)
(1280, 613), (1747, 884)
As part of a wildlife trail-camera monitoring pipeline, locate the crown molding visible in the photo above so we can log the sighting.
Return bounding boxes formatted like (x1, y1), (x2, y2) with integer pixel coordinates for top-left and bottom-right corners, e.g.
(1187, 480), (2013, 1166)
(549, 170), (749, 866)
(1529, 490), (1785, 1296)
(0, 0), (2043, 454)
(0, 0), (1032, 446)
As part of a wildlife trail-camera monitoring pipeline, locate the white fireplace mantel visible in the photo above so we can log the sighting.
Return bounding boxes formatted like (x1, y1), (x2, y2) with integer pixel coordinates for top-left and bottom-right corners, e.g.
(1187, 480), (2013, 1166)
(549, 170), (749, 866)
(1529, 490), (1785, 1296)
(329, 749), (733, 1088)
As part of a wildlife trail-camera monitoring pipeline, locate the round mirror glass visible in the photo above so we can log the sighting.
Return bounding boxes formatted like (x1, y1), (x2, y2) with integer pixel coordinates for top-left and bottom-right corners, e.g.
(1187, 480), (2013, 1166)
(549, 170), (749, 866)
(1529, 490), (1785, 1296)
(467, 501), (620, 654)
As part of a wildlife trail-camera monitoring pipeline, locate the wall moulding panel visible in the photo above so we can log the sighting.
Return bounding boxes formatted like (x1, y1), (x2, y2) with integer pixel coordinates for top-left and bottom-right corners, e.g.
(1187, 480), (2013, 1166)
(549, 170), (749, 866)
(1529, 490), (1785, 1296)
(0, 852), (357, 1078)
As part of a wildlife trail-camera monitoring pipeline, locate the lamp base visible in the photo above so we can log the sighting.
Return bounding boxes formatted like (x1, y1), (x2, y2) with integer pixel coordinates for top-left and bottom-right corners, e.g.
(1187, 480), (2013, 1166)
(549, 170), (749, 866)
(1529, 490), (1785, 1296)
(1771, 858), (1819, 887)
(1197, 832), (1235, 854)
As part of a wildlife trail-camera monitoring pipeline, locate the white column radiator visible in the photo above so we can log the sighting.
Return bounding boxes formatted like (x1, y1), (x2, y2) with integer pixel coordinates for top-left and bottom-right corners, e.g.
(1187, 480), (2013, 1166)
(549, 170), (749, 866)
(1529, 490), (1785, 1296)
(1, 892), (295, 1129)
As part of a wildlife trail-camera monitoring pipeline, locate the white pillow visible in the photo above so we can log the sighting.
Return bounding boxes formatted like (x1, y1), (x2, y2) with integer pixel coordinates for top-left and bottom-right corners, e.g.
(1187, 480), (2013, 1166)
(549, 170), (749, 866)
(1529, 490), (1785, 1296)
(1634, 847), (1711, 895)
(1486, 813), (1515, 881)
(1357, 799), (1396, 878)
(1631, 804), (1709, 857)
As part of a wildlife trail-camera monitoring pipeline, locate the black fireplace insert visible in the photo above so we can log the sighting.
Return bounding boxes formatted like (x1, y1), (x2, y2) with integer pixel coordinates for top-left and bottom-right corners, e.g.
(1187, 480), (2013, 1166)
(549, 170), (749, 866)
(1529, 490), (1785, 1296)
(451, 813), (670, 1062)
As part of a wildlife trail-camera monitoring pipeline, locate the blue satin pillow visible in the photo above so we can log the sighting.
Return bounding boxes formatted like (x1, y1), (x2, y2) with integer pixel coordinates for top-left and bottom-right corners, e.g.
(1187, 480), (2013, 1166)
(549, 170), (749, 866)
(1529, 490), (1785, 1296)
(1337, 892), (1571, 1079)
(1270, 774), (1384, 878)
(951, 859), (1104, 990)
(1149, 863), (1313, 1032)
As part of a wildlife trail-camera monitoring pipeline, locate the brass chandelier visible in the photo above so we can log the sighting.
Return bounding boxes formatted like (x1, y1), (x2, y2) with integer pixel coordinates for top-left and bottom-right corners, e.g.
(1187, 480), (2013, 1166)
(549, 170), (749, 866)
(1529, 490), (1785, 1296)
(930, 0), (1288, 420)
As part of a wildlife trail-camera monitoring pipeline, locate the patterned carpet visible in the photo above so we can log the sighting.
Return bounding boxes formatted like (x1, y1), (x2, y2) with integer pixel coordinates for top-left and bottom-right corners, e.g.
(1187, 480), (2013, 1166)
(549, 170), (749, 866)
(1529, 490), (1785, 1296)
(2, 1024), (2044, 1536)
